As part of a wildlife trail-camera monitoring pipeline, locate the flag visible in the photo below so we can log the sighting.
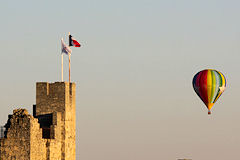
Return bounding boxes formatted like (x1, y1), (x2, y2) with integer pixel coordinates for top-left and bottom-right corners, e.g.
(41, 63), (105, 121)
(69, 34), (81, 47)
(61, 38), (72, 55)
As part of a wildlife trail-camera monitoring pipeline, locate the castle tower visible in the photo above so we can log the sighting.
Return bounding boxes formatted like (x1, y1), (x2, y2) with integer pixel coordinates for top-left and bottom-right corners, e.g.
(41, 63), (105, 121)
(0, 82), (76, 160)
(35, 82), (76, 160)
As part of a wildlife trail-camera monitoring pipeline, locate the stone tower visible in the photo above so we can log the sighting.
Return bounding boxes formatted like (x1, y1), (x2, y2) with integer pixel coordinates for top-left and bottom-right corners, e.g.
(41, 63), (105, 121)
(0, 82), (76, 160)
(36, 82), (76, 160)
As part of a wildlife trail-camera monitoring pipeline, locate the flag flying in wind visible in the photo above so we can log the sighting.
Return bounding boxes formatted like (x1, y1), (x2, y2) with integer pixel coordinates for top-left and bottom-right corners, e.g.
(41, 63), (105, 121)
(61, 38), (72, 55)
(69, 34), (81, 47)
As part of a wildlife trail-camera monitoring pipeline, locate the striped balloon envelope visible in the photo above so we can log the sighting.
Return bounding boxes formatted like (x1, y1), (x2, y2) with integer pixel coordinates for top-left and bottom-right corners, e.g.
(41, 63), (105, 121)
(192, 69), (226, 115)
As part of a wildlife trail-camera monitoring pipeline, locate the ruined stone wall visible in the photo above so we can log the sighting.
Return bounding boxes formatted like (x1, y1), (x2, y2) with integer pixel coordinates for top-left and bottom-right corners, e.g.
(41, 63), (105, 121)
(0, 109), (31, 160)
(29, 115), (47, 160)
(0, 109), (47, 160)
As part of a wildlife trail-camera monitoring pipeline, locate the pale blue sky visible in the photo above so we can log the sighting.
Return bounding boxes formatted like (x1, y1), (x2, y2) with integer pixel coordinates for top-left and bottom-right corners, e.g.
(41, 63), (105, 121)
(1, 0), (240, 159)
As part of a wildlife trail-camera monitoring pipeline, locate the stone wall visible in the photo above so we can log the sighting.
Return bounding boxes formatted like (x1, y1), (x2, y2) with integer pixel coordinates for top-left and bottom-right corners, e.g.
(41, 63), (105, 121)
(46, 112), (62, 160)
(29, 113), (47, 160)
(0, 109), (47, 160)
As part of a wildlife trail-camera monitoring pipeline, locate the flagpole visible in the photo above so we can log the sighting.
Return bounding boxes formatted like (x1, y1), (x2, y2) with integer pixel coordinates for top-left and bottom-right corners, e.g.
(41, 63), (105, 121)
(68, 32), (71, 83)
(61, 53), (63, 81)
(69, 53), (71, 82)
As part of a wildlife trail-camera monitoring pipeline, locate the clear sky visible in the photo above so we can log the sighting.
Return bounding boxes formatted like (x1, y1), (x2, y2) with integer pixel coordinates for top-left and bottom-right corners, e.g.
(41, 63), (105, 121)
(1, 0), (240, 159)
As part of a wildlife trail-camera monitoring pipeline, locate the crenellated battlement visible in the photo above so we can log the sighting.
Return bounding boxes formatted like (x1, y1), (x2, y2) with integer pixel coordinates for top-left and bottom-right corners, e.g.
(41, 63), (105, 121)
(36, 82), (75, 116)
(36, 82), (75, 100)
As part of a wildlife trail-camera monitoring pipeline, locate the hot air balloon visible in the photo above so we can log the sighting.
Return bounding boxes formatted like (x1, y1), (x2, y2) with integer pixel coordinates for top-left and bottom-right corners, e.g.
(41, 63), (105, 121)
(192, 69), (226, 115)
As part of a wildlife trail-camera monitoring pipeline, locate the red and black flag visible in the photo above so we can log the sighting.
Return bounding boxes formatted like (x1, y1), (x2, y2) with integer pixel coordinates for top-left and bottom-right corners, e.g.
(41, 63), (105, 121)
(69, 34), (81, 47)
